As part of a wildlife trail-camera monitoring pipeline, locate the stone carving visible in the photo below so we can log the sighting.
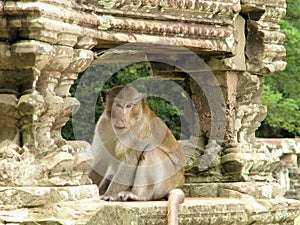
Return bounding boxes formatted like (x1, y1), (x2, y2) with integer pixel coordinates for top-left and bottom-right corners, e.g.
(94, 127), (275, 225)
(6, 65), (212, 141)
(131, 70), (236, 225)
(0, 11), (94, 185)
(184, 140), (224, 182)
(98, 0), (241, 13)
(258, 138), (300, 200)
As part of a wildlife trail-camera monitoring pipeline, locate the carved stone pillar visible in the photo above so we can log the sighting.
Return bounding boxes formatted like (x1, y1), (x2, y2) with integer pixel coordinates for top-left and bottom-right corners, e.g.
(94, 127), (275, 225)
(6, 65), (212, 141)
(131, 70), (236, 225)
(0, 42), (94, 186)
(220, 72), (275, 182)
(0, 94), (20, 148)
(184, 1), (287, 187)
(0, 2), (95, 185)
(219, 0), (287, 183)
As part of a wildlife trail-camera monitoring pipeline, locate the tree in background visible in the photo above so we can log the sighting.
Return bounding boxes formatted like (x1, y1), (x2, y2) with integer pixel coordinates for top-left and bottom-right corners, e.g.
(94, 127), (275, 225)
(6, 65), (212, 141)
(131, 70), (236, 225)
(256, 0), (300, 138)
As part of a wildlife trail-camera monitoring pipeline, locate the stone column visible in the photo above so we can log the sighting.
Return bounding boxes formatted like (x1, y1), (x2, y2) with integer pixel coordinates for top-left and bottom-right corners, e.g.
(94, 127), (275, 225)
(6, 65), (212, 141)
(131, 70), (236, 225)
(0, 0), (96, 186)
(220, 0), (287, 183)
(184, 2), (287, 190)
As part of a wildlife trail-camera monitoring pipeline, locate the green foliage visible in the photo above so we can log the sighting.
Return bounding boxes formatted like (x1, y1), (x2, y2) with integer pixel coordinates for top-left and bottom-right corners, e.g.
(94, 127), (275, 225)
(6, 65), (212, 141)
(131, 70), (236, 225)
(257, 0), (300, 138)
(260, 85), (282, 106)
(259, 85), (300, 136)
(62, 62), (186, 142)
(148, 96), (184, 140)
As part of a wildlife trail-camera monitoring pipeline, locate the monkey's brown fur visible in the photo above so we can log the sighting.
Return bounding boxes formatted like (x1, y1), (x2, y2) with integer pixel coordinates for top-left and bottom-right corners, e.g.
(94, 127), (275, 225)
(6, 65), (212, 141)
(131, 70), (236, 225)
(88, 85), (185, 225)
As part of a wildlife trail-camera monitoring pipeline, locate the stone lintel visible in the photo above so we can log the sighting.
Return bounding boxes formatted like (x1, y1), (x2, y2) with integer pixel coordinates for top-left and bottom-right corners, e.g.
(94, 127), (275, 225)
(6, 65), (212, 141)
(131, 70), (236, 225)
(1, 1), (287, 72)
(1, 1), (238, 54)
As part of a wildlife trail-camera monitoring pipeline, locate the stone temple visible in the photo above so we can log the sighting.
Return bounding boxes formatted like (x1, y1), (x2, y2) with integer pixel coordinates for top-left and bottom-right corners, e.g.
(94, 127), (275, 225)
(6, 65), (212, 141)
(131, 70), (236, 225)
(1, 0), (300, 224)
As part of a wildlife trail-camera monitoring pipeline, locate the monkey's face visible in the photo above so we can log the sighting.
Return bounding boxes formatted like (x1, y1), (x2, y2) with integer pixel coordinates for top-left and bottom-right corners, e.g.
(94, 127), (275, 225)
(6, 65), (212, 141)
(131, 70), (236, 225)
(111, 98), (143, 134)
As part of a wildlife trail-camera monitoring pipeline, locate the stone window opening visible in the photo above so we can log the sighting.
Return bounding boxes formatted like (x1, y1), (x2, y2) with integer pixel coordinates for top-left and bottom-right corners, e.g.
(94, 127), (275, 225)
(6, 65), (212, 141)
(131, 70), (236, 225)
(62, 60), (194, 144)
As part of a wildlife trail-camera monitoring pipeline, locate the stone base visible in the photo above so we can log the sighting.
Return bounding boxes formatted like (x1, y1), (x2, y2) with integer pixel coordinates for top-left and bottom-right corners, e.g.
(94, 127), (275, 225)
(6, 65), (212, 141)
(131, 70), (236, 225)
(0, 185), (99, 207)
(1, 185), (300, 225)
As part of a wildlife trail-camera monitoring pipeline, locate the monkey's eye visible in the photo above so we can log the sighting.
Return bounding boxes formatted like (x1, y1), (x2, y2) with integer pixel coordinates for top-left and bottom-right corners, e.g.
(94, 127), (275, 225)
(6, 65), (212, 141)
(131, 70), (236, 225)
(126, 104), (132, 108)
(116, 103), (122, 108)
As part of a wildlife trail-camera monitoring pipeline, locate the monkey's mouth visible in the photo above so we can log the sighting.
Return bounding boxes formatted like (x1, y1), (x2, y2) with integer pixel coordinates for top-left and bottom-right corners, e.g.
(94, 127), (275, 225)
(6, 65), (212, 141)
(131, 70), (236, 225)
(114, 126), (129, 132)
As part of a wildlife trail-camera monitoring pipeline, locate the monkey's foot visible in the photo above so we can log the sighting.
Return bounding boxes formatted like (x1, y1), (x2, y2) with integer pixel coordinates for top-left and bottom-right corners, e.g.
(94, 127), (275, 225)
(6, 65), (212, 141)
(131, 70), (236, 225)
(118, 191), (145, 201)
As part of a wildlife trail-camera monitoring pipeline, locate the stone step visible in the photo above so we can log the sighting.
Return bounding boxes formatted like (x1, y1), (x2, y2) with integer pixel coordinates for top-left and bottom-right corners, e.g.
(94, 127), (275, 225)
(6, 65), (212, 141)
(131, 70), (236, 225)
(1, 193), (300, 225)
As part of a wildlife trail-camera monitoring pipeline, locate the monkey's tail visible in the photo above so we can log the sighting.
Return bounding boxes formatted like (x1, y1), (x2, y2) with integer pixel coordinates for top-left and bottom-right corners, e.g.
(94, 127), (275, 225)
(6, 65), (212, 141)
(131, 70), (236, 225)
(167, 188), (185, 225)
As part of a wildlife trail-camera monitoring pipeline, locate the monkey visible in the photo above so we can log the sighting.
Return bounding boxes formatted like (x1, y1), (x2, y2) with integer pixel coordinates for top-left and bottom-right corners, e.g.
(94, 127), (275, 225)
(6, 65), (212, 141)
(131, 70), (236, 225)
(88, 85), (185, 225)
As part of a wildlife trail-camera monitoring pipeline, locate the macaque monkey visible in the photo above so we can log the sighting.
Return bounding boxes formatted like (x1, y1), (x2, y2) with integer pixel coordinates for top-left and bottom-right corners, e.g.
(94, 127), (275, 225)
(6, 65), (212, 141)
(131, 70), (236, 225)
(88, 85), (185, 225)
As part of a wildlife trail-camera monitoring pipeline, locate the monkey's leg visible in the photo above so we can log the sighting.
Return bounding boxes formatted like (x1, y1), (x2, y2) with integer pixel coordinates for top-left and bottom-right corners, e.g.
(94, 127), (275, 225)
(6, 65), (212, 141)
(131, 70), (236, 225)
(87, 168), (103, 187)
(88, 144), (112, 189)
(100, 162), (137, 201)
(118, 149), (184, 202)
(88, 169), (111, 195)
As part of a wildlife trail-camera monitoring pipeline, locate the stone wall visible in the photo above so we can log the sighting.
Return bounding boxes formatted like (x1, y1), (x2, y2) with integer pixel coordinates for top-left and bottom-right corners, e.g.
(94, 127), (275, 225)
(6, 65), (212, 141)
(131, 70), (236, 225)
(1, 0), (300, 224)
(257, 138), (300, 200)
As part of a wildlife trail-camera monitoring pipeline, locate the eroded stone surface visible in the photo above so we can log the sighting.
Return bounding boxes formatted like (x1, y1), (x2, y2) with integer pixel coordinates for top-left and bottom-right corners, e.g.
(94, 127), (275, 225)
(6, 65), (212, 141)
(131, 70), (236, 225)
(183, 182), (285, 199)
(0, 0), (288, 185)
(0, 0), (299, 224)
(0, 191), (299, 225)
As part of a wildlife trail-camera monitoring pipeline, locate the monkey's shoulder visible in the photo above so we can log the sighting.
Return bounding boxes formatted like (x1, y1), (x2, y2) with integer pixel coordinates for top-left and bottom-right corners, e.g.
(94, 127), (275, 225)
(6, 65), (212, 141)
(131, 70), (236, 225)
(95, 114), (112, 128)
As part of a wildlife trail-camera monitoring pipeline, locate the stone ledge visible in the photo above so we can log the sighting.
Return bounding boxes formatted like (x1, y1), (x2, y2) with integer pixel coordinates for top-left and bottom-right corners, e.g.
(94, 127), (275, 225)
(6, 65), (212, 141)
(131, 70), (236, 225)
(1, 186), (300, 225)
(184, 182), (285, 199)
(0, 185), (99, 207)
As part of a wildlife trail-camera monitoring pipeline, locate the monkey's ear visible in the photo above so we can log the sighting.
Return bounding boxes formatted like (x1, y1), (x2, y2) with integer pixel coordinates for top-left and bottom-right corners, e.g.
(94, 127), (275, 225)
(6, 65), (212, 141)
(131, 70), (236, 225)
(100, 90), (109, 102)
(135, 92), (147, 102)
(140, 93), (147, 99)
